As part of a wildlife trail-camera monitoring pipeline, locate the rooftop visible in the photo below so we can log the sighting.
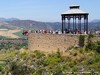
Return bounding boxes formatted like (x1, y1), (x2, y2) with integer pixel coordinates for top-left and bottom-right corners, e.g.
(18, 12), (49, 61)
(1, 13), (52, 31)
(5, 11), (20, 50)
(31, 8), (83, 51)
(62, 5), (88, 15)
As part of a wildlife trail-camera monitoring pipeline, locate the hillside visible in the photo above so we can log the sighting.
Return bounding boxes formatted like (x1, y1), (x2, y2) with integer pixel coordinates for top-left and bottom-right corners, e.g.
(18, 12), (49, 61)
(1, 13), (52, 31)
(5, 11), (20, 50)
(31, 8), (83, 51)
(0, 47), (100, 75)
(0, 34), (100, 75)
(5, 19), (100, 31)
(0, 18), (100, 31)
(7, 20), (60, 30)
(0, 21), (19, 30)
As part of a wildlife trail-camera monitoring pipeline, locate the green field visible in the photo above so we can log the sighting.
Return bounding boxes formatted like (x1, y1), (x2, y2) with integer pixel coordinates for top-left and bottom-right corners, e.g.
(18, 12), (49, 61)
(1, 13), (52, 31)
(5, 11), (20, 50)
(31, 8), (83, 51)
(0, 36), (8, 40)
(14, 31), (27, 39)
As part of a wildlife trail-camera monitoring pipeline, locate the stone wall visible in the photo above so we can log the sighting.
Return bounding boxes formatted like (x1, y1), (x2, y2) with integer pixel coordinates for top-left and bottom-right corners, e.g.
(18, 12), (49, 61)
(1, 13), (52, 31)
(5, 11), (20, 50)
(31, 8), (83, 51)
(28, 33), (79, 53)
(28, 33), (100, 53)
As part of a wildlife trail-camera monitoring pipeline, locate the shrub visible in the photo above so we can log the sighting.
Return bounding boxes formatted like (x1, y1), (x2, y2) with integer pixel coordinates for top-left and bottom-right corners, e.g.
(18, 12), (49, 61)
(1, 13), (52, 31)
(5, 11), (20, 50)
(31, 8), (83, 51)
(95, 41), (100, 53)
(73, 52), (78, 56)
(56, 49), (61, 58)
(33, 50), (45, 59)
(95, 45), (100, 53)
(79, 35), (85, 47)
(67, 46), (74, 50)
(86, 34), (95, 50)
(86, 42), (96, 50)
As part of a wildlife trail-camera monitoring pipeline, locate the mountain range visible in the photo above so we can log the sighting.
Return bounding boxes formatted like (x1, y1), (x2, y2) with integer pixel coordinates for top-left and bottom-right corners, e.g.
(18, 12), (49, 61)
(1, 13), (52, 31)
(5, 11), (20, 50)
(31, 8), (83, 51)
(0, 18), (19, 21)
(0, 18), (100, 31)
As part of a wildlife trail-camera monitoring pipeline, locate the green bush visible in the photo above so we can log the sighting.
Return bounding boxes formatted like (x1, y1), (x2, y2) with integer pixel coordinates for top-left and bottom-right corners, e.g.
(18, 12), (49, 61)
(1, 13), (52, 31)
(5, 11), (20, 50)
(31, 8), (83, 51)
(95, 45), (100, 53)
(79, 35), (85, 47)
(87, 34), (94, 42)
(33, 50), (45, 59)
(86, 42), (96, 50)
(95, 41), (100, 53)
(86, 34), (95, 50)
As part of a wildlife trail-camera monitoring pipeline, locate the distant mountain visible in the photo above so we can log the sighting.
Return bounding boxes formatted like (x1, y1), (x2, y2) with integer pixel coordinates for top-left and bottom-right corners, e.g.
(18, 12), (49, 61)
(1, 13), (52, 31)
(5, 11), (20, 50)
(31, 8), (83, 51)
(0, 18), (6, 21)
(0, 18), (19, 21)
(91, 19), (100, 23)
(0, 18), (100, 31)
(7, 20), (62, 30)
(6, 18), (20, 21)
(0, 21), (19, 30)
(7, 19), (100, 31)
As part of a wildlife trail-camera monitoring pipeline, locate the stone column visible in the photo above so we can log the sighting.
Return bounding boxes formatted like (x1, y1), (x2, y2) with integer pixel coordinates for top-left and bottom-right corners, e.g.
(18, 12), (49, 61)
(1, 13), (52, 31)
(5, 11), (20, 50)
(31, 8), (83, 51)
(62, 16), (64, 33)
(75, 16), (77, 33)
(78, 16), (81, 33)
(86, 15), (88, 34)
(73, 16), (75, 32)
(68, 16), (71, 31)
(64, 17), (66, 31)
(84, 16), (86, 32)
(62, 15), (66, 33)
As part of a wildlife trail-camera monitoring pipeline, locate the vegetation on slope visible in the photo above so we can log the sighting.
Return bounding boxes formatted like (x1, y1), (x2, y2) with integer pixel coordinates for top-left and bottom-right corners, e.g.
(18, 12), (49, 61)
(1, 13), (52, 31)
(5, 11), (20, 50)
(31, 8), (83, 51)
(0, 48), (100, 75)
(0, 41), (28, 50)
(0, 34), (100, 75)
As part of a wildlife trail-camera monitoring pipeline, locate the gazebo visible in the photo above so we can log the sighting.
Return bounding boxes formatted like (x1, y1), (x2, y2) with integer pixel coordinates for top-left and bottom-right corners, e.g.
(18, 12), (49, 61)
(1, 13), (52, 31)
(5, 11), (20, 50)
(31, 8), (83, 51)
(61, 5), (89, 34)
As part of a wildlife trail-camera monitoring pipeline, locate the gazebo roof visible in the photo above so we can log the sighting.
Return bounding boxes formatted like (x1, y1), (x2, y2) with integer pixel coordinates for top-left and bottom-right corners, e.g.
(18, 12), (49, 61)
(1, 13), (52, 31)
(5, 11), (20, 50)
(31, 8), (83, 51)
(62, 5), (89, 15)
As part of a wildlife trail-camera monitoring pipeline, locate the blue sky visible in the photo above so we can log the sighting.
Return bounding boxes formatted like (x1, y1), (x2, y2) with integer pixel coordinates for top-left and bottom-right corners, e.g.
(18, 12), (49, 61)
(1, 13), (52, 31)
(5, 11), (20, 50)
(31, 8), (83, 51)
(0, 0), (100, 22)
